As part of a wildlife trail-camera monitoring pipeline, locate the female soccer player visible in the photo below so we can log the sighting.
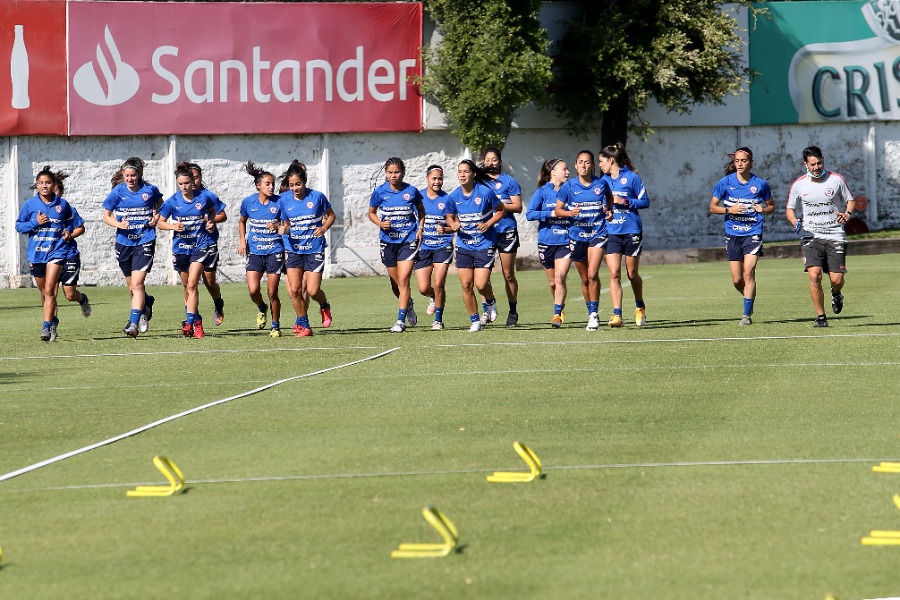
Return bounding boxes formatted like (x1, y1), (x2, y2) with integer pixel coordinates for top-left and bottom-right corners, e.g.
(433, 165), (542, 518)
(188, 162), (228, 326)
(238, 161), (284, 337)
(556, 150), (613, 331)
(599, 143), (650, 328)
(710, 147), (774, 325)
(415, 164), (453, 330)
(482, 147), (523, 326)
(15, 167), (78, 341)
(278, 160), (335, 337)
(367, 157), (425, 333)
(51, 173), (91, 323)
(157, 164), (219, 338)
(102, 157), (163, 338)
(445, 159), (504, 332)
(525, 158), (571, 328)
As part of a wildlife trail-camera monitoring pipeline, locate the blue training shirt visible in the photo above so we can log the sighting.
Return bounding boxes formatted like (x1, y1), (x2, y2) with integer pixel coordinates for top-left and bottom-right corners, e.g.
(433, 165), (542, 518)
(369, 182), (423, 244)
(558, 176), (611, 242)
(486, 173), (522, 234)
(240, 194), (284, 255)
(419, 189), (453, 250)
(158, 191), (219, 255)
(603, 166), (649, 235)
(279, 188), (331, 255)
(15, 195), (76, 263)
(711, 173), (772, 237)
(526, 183), (570, 246)
(102, 181), (163, 246)
(62, 206), (85, 259)
(195, 188), (227, 244)
(446, 181), (502, 251)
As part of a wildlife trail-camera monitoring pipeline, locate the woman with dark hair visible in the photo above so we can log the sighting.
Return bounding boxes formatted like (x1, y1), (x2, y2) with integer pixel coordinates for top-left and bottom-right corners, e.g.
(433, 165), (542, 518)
(711, 147), (774, 325)
(598, 143), (649, 328)
(367, 157), (425, 333)
(526, 158), (571, 328)
(278, 160), (335, 337)
(238, 161), (284, 337)
(445, 159), (504, 332)
(51, 173), (92, 324)
(101, 157), (163, 338)
(187, 162), (228, 326)
(415, 164), (453, 330)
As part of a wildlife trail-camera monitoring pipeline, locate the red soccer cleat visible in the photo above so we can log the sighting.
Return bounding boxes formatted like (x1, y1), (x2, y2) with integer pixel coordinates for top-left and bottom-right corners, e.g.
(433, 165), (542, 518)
(192, 319), (205, 338)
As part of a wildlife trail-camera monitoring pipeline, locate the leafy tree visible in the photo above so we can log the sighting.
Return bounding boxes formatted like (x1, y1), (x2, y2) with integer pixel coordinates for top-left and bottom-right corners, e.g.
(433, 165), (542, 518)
(551, 0), (755, 147)
(420, 0), (552, 152)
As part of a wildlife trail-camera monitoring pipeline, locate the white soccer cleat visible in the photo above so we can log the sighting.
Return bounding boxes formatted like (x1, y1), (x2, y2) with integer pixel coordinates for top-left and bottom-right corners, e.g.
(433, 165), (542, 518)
(468, 321), (483, 332)
(390, 320), (406, 333)
(586, 312), (600, 331)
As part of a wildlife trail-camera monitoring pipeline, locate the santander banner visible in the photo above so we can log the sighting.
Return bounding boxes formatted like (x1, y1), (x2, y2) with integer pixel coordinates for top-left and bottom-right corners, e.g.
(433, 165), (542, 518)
(68, 2), (422, 135)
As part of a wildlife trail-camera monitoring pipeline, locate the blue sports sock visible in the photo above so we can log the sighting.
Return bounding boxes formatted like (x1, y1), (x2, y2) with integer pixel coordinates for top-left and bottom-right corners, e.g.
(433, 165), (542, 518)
(470, 314), (479, 323)
(588, 301), (598, 314)
(258, 303), (268, 313)
(614, 308), (623, 316)
(434, 307), (444, 322)
(271, 321), (280, 329)
(553, 304), (563, 315)
(299, 316), (310, 328)
(51, 316), (59, 325)
(398, 308), (408, 322)
(295, 316), (303, 326)
(743, 298), (754, 316)
(482, 301), (488, 313)
(130, 309), (142, 324)
(187, 312), (196, 325)
(509, 302), (517, 314)
(635, 299), (645, 309)
(43, 321), (51, 328)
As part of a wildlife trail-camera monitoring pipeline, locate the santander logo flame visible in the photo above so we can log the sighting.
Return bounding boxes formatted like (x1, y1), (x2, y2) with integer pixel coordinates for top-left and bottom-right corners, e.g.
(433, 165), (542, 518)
(73, 26), (139, 106)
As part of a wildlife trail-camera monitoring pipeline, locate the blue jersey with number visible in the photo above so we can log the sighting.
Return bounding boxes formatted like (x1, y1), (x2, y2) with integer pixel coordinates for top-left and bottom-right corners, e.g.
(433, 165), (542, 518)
(603, 166), (649, 235)
(62, 206), (85, 259)
(369, 182), (423, 244)
(159, 191), (219, 255)
(279, 188), (331, 255)
(446, 182), (502, 251)
(486, 173), (522, 234)
(419, 189), (453, 250)
(558, 176), (611, 242)
(195, 188), (227, 244)
(712, 173), (771, 237)
(15, 195), (76, 263)
(526, 183), (570, 246)
(240, 194), (283, 255)
(102, 181), (163, 246)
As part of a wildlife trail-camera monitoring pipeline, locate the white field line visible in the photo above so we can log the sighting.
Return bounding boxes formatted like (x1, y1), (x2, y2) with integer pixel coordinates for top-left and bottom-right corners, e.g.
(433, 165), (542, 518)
(4, 457), (897, 494)
(0, 346), (379, 362)
(0, 348), (399, 484)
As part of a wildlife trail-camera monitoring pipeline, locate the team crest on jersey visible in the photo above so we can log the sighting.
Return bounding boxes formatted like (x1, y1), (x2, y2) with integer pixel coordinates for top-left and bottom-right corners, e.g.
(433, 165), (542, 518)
(307, 201), (314, 209)
(593, 187), (601, 195)
(194, 202), (203, 210)
(438, 202), (445, 210)
(142, 193), (150, 200)
(54, 205), (62, 213)
(494, 182), (502, 189)
(270, 206), (278, 214)
(825, 188), (835, 197)
(750, 186), (758, 194)
(619, 177), (627, 185)
(403, 193), (411, 200)
(475, 197), (482, 205)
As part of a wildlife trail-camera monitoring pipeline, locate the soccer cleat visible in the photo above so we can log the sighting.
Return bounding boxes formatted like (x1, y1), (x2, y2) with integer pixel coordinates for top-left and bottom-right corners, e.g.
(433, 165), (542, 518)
(551, 314), (563, 328)
(294, 325), (313, 337)
(431, 320), (445, 330)
(40, 325), (51, 342)
(426, 297), (436, 315)
(831, 290), (844, 314)
(468, 320), (483, 332)
(739, 315), (752, 326)
(479, 311), (489, 325)
(506, 312), (518, 327)
(406, 303), (418, 327)
(214, 306), (224, 326)
(49, 323), (58, 342)
(608, 314), (624, 328)
(191, 320), (205, 338)
(138, 313), (149, 334)
(123, 322), (139, 338)
(635, 307), (647, 327)
(181, 320), (193, 337)
(814, 315), (829, 328)
(320, 306), (332, 328)
(269, 327), (281, 338)
(256, 311), (267, 329)
(486, 302), (498, 323)
(586, 312), (600, 331)
(80, 294), (91, 318)
(390, 320), (406, 333)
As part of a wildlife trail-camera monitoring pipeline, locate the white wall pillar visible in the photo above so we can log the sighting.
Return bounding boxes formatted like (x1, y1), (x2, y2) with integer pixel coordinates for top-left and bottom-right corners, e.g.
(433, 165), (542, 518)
(865, 122), (878, 223)
(6, 137), (25, 287)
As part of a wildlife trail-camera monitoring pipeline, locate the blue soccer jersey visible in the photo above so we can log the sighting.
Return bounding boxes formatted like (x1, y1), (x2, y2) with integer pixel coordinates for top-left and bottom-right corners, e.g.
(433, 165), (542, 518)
(419, 189), (453, 250)
(446, 182), (502, 251)
(712, 173), (772, 237)
(369, 182), (423, 244)
(195, 188), (227, 244)
(240, 194), (284, 255)
(62, 206), (86, 259)
(604, 166), (649, 235)
(15, 195), (76, 263)
(526, 183), (570, 246)
(486, 173), (522, 234)
(158, 191), (219, 255)
(558, 176), (611, 242)
(102, 181), (163, 246)
(279, 188), (331, 255)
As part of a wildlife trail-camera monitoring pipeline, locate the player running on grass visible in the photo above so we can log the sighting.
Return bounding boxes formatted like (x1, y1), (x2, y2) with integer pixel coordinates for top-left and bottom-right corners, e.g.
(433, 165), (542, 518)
(278, 160), (335, 337)
(238, 162), (284, 337)
(599, 143), (649, 328)
(101, 157), (163, 338)
(367, 157), (425, 333)
(415, 165), (454, 330)
(50, 173), (92, 326)
(526, 158), (572, 328)
(785, 145), (856, 328)
(187, 163), (228, 326)
(156, 163), (220, 338)
(710, 147), (775, 326)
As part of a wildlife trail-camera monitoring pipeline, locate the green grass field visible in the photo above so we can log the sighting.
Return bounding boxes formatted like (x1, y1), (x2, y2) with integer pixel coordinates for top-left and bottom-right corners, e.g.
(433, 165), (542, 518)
(1, 254), (899, 599)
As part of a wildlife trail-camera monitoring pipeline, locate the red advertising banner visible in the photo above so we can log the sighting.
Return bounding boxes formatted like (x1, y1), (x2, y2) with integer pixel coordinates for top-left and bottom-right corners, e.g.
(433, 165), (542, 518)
(68, 2), (423, 135)
(0, 0), (67, 135)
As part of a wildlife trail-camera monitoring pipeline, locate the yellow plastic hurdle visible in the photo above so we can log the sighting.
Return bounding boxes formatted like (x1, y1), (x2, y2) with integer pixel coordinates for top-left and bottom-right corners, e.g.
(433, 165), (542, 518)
(126, 456), (185, 497)
(390, 506), (459, 558)
(486, 441), (542, 483)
